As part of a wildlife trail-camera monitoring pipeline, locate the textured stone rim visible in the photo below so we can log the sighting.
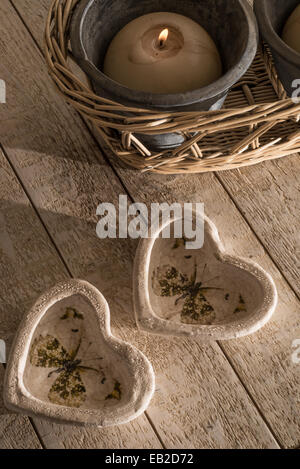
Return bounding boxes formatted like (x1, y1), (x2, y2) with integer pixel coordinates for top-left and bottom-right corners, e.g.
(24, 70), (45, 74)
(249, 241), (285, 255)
(133, 212), (278, 340)
(4, 279), (155, 427)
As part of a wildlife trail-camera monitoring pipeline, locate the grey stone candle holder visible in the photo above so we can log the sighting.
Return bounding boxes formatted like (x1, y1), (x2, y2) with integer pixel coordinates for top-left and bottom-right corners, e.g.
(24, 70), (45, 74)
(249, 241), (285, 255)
(70, 0), (258, 151)
(254, 0), (300, 97)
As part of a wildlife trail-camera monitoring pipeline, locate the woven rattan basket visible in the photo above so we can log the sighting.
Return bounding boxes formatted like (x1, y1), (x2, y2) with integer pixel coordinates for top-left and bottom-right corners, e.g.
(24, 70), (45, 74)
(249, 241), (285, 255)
(45, 0), (300, 174)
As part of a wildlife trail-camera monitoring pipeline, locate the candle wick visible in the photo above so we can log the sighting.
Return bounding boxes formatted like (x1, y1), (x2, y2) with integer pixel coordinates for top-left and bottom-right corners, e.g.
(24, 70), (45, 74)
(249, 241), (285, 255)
(158, 28), (169, 49)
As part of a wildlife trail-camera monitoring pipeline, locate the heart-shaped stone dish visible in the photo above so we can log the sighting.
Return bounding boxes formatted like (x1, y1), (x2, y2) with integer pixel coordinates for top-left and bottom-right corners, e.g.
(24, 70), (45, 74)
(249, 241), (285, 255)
(4, 280), (155, 427)
(133, 212), (278, 340)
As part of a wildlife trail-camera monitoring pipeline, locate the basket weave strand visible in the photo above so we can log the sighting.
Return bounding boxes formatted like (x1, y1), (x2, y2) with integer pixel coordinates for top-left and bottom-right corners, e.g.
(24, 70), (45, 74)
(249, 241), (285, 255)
(45, 0), (300, 174)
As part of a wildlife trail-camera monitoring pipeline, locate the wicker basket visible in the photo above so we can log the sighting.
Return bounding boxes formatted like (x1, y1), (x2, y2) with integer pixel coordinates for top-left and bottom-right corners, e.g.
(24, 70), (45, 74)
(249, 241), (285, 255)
(45, 0), (300, 174)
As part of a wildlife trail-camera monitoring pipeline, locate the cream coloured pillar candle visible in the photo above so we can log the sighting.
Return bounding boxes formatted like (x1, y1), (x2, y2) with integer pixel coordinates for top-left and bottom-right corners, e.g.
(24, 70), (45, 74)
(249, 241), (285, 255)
(103, 12), (222, 94)
(282, 4), (300, 54)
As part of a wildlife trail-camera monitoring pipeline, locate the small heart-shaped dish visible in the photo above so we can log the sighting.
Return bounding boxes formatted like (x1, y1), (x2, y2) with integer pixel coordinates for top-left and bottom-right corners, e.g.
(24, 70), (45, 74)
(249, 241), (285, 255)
(134, 212), (277, 340)
(4, 280), (155, 427)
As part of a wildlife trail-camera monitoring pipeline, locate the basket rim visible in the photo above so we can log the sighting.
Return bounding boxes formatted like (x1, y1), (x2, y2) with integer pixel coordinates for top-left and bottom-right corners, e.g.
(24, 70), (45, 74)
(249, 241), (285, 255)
(44, 0), (300, 174)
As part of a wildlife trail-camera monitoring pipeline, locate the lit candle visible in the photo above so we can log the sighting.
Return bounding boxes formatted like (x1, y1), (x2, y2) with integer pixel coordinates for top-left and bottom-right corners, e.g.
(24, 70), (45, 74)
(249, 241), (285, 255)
(103, 12), (222, 94)
(282, 5), (300, 54)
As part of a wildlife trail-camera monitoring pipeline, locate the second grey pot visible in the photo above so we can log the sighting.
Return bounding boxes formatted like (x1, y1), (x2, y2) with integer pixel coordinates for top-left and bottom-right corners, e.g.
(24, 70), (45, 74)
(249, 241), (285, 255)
(254, 0), (300, 97)
(70, 0), (258, 151)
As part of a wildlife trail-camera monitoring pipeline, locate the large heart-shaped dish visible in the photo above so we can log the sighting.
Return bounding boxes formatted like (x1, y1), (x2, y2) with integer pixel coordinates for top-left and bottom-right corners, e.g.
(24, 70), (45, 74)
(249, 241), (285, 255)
(4, 280), (155, 427)
(133, 212), (277, 340)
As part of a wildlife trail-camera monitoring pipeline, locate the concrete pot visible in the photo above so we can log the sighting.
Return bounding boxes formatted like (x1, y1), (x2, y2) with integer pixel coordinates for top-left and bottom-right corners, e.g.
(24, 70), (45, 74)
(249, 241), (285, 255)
(4, 280), (155, 427)
(70, 0), (258, 151)
(254, 0), (300, 97)
(133, 211), (277, 340)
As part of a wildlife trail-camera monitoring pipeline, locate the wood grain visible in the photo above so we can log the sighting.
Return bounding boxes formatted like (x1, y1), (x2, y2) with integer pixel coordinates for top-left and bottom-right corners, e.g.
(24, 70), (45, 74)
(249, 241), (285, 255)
(106, 167), (300, 449)
(0, 0), (281, 448)
(0, 365), (42, 449)
(8, 2), (299, 446)
(217, 162), (300, 297)
(0, 144), (160, 449)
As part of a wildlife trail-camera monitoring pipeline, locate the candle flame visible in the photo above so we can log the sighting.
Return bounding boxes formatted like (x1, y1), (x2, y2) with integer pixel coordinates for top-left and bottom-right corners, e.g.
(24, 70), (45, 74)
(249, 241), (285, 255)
(159, 28), (169, 46)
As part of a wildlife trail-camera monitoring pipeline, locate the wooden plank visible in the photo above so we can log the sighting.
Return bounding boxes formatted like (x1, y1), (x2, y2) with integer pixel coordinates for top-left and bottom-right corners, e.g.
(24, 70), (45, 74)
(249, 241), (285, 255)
(216, 162), (300, 296)
(0, 0), (280, 448)
(0, 147), (68, 351)
(0, 365), (42, 449)
(0, 138), (68, 449)
(0, 144), (160, 449)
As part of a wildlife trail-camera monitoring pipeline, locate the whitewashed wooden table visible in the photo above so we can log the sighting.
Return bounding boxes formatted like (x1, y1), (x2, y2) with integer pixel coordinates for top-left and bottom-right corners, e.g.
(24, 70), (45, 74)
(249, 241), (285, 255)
(0, 0), (299, 449)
